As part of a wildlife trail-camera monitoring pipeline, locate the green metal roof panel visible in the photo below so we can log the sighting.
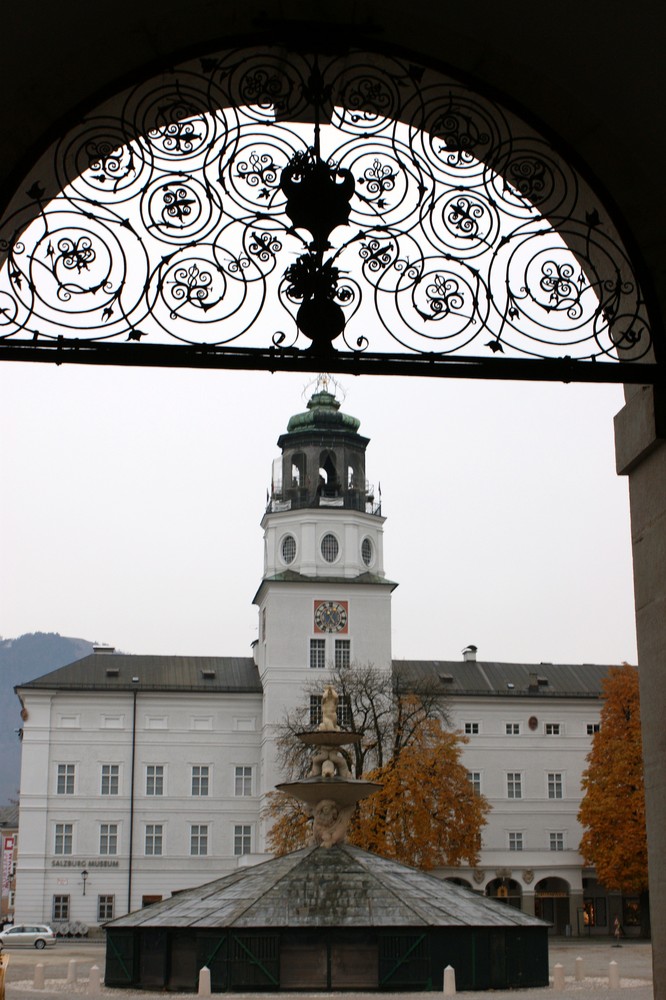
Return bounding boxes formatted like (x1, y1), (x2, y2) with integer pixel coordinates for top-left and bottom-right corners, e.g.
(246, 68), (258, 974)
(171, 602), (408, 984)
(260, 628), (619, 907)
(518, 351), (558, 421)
(106, 843), (548, 931)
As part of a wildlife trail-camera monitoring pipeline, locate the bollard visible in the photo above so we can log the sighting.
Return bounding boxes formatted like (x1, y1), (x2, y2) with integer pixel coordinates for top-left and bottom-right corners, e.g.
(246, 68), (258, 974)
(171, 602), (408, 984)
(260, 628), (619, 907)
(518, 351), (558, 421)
(87, 963), (101, 996)
(34, 962), (45, 990)
(198, 965), (212, 997)
(575, 956), (584, 981)
(553, 963), (565, 992)
(67, 958), (78, 983)
(443, 965), (456, 996)
(609, 960), (620, 989)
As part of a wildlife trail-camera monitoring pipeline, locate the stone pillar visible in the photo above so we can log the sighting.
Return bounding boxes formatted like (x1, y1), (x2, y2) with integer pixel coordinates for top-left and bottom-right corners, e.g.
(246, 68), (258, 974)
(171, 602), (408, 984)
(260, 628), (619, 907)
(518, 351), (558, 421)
(569, 890), (584, 936)
(522, 892), (536, 916)
(615, 384), (666, 1000)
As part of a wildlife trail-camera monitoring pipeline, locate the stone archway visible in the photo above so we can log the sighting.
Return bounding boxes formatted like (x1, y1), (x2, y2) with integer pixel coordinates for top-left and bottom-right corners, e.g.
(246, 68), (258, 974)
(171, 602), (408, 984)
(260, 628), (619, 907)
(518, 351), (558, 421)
(0, 16), (664, 999)
(535, 877), (571, 936)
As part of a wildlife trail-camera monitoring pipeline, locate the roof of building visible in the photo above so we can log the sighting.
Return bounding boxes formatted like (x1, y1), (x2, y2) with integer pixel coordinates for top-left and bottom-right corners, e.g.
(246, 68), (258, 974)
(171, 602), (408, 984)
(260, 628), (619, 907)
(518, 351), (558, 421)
(107, 842), (547, 930)
(394, 659), (614, 698)
(15, 654), (260, 694)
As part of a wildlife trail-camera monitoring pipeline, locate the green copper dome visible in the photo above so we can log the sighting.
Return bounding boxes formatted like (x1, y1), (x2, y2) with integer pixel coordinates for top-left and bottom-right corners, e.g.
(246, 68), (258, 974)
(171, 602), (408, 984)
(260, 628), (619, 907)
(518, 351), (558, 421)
(286, 391), (361, 434)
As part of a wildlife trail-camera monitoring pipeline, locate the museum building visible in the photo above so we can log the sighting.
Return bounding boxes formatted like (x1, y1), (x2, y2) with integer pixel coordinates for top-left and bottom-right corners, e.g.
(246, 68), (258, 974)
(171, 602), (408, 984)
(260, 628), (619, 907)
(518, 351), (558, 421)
(14, 388), (630, 937)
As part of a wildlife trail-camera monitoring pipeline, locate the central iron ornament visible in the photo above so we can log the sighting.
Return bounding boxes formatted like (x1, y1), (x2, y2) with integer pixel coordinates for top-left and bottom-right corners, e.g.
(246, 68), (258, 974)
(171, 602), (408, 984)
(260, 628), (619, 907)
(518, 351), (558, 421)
(0, 45), (653, 371)
(280, 148), (355, 348)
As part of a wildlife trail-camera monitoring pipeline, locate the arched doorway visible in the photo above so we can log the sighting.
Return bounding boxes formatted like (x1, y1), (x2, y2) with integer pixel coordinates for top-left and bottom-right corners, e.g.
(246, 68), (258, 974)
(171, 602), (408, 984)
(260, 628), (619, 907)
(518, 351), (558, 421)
(486, 877), (522, 910)
(535, 877), (570, 935)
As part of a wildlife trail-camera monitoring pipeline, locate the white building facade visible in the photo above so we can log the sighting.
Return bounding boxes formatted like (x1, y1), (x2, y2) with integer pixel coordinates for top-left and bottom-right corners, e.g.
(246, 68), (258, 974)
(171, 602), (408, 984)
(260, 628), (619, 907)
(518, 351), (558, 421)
(14, 388), (628, 936)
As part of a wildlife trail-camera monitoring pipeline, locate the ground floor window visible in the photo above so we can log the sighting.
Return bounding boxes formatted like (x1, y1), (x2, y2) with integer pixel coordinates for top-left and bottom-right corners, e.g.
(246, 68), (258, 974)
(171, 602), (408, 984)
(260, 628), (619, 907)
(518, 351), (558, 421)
(98, 895), (114, 921)
(52, 894), (69, 920)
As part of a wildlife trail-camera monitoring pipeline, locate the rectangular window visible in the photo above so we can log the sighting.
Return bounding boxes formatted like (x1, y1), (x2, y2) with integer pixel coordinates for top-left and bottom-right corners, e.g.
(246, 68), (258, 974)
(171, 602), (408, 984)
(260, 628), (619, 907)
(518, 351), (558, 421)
(54, 823), (73, 855)
(100, 823), (118, 856)
(464, 722), (479, 735)
(234, 824), (252, 856)
(337, 697), (352, 728)
(468, 771), (481, 795)
(545, 723), (561, 735)
(145, 824), (163, 856)
(309, 695), (322, 727)
(505, 723), (520, 735)
(146, 765), (164, 796)
(191, 765), (209, 796)
(334, 639), (351, 669)
(309, 638), (326, 669)
(261, 606), (267, 643)
(190, 824), (208, 856)
(56, 764), (75, 795)
(52, 894), (69, 920)
(507, 773), (522, 799)
(508, 832), (524, 851)
(234, 766), (252, 797)
(587, 723), (600, 735)
(550, 832), (565, 851)
(547, 772), (563, 799)
(98, 895), (114, 921)
(101, 764), (119, 795)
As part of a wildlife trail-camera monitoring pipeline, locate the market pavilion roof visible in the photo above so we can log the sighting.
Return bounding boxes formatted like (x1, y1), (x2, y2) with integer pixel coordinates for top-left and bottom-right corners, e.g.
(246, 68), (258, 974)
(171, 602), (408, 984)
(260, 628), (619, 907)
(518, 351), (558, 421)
(106, 843), (547, 930)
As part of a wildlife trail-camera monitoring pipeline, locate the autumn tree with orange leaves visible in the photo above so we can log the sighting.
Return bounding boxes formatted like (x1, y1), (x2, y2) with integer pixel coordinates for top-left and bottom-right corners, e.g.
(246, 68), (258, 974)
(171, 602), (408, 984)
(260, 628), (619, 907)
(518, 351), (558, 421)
(265, 663), (489, 870)
(578, 664), (649, 932)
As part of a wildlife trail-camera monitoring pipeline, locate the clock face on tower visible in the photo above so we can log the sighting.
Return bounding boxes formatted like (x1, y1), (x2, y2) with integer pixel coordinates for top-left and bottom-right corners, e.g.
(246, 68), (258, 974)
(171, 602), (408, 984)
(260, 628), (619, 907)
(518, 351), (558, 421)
(314, 600), (348, 633)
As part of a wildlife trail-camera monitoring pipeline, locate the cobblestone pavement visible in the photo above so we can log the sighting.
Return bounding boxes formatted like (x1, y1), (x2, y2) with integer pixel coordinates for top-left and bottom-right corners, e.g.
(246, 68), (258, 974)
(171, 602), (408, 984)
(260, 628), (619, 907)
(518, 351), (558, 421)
(3, 937), (653, 1000)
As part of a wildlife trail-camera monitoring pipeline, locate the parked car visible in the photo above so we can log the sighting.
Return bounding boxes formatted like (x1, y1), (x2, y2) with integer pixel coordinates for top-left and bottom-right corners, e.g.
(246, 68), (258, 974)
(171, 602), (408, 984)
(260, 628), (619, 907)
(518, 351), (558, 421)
(0, 924), (56, 949)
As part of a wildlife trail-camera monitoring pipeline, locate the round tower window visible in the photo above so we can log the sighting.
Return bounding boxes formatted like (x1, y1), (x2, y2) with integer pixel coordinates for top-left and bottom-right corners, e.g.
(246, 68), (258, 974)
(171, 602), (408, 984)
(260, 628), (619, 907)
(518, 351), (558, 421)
(281, 535), (297, 564)
(320, 533), (339, 563)
(361, 537), (373, 566)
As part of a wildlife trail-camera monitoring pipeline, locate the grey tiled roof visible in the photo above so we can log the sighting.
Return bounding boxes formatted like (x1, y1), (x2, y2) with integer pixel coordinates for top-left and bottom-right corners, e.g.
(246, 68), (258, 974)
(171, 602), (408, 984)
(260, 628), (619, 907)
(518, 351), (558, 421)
(0, 804), (18, 827)
(394, 659), (616, 697)
(15, 654), (260, 693)
(107, 843), (547, 930)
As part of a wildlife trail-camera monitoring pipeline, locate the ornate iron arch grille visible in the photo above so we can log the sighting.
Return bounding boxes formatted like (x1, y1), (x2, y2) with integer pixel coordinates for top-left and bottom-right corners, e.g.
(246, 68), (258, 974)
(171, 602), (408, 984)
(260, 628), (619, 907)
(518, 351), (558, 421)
(0, 43), (660, 384)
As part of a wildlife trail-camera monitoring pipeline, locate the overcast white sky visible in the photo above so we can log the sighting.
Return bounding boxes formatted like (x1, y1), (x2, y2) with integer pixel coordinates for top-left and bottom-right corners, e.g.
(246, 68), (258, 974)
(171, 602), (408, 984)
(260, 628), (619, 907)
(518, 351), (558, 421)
(0, 360), (638, 667)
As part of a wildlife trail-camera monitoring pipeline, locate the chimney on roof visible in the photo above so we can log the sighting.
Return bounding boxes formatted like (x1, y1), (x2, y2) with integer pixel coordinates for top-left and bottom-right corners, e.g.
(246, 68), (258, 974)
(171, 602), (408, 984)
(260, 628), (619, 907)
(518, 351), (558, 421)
(462, 645), (477, 662)
(528, 671), (539, 691)
(93, 645), (115, 654)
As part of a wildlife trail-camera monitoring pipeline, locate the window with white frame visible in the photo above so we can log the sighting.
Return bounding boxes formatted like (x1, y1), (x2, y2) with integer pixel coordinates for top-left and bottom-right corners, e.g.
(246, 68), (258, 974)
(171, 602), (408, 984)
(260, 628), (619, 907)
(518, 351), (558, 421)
(146, 765), (164, 796)
(547, 772), (563, 799)
(54, 823), (73, 855)
(334, 639), (351, 669)
(191, 765), (209, 796)
(234, 824), (252, 856)
(464, 722), (479, 735)
(56, 763), (75, 795)
(587, 723), (600, 735)
(145, 824), (163, 856)
(100, 823), (118, 855)
(505, 723), (520, 735)
(550, 832), (565, 851)
(507, 773), (522, 799)
(337, 696), (352, 728)
(468, 771), (481, 795)
(309, 638), (326, 669)
(190, 824), (208, 856)
(545, 723), (561, 735)
(508, 832), (524, 851)
(234, 766), (252, 797)
(101, 764), (119, 795)
(309, 695), (322, 726)
(98, 895), (114, 921)
(52, 894), (69, 920)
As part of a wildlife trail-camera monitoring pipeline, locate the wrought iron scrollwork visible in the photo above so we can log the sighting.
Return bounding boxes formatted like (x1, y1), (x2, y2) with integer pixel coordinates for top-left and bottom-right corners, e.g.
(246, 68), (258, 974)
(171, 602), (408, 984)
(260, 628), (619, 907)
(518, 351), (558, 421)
(0, 44), (656, 377)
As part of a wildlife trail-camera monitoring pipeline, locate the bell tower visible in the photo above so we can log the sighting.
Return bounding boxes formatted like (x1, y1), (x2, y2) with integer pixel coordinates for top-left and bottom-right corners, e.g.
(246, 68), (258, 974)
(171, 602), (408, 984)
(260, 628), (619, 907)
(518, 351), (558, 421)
(254, 380), (396, 824)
